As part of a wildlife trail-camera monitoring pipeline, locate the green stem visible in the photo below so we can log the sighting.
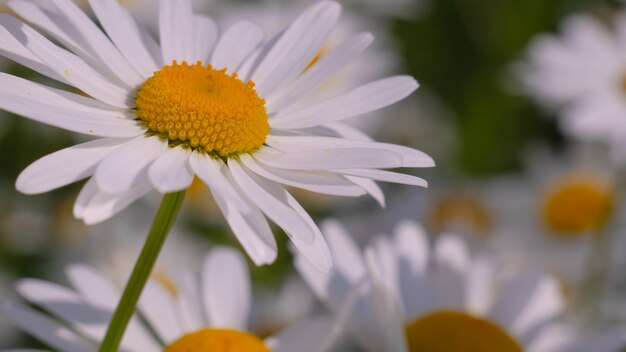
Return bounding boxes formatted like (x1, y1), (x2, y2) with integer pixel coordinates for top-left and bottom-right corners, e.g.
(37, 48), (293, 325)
(99, 191), (186, 352)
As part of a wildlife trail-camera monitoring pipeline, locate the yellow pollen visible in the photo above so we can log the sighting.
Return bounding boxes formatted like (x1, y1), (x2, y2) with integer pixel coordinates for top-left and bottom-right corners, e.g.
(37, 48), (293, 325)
(165, 328), (270, 352)
(428, 192), (492, 236)
(542, 175), (613, 235)
(135, 61), (269, 157)
(405, 310), (522, 352)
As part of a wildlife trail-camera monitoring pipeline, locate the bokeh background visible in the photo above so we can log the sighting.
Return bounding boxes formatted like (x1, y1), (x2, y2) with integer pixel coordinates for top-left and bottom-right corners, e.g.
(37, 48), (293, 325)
(0, 0), (625, 349)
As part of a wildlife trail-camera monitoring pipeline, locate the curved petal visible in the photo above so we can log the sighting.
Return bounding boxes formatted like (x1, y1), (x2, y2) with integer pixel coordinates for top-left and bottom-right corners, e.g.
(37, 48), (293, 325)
(203, 247), (251, 330)
(266, 32), (373, 112)
(0, 74), (142, 137)
(208, 167), (277, 266)
(254, 147), (403, 171)
(16, 279), (111, 342)
(211, 21), (263, 71)
(241, 154), (366, 197)
(193, 15), (218, 63)
(17, 138), (126, 195)
(339, 169), (428, 187)
(188, 152), (250, 212)
(66, 265), (160, 351)
(95, 137), (167, 194)
(50, 0), (143, 87)
(79, 179), (152, 225)
(230, 160), (332, 272)
(271, 76), (419, 129)
(138, 281), (184, 344)
(159, 0), (194, 64)
(148, 146), (194, 193)
(0, 14), (131, 107)
(265, 135), (434, 168)
(250, 1), (341, 96)
(88, 0), (160, 78)
(2, 304), (91, 352)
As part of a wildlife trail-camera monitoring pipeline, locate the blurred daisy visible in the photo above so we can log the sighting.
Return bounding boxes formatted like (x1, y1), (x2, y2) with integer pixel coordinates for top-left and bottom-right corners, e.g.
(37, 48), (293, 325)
(4, 247), (337, 352)
(296, 219), (626, 352)
(0, 0), (433, 271)
(518, 13), (626, 162)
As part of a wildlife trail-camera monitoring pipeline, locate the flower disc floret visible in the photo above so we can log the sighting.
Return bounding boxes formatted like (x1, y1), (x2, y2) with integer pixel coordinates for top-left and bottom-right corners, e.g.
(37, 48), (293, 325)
(543, 177), (613, 234)
(404, 310), (522, 352)
(135, 61), (270, 157)
(165, 328), (270, 352)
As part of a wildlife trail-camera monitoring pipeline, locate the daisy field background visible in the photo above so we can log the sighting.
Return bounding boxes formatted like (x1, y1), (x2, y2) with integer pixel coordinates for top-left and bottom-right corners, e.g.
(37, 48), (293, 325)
(0, 0), (626, 350)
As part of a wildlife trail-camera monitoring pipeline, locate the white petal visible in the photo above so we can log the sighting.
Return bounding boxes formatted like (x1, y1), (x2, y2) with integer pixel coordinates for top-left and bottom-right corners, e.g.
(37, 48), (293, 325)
(0, 14), (131, 107)
(173, 271), (206, 331)
(271, 76), (418, 129)
(188, 152), (250, 212)
(148, 146), (194, 193)
(16, 279), (110, 342)
(241, 154), (366, 197)
(0, 74), (142, 137)
(138, 281), (184, 344)
(228, 160), (314, 242)
(209, 167), (277, 266)
(8, 0), (100, 67)
(465, 259), (496, 316)
(193, 15), (218, 63)
(254, 147), (403, 171)
(80, 180), (152, 225)
(88, 0), (161, 78)
(346, 176), (385, 207)
(17, 138), (126, 195)
(430, 235), (469, 309)
(51, 0), (143, 87)
(203, 247), (251, 330)
(508, 272), (564, 337)
(159, 0), (195, 64)
(265, 135), (435, 168)
(231, 160), (332, 272)
(251, 1), (341, 96)
(65, 265), (160, 351)
(267, 32), (374, 112)
(95, 137), (167, 194)
(393, 221), (435, 318)
(489, 269), (563, 334)
(211, 21), (263, 71)
(2, 304), (91, 352)
(339, 169), (428, 187)
(73, 178), (98, 219)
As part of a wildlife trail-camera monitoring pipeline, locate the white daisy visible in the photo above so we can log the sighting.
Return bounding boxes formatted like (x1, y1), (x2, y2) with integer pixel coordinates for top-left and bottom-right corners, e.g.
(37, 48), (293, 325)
(3, 247), (337, 352)
(517, 13), (626, 162)
(296, 219), (626, 352)
(0, 0), (433, 271)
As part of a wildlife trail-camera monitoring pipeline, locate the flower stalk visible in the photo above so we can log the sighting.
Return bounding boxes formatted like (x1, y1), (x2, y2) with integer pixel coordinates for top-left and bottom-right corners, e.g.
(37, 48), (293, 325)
(99, 190), (186, 352)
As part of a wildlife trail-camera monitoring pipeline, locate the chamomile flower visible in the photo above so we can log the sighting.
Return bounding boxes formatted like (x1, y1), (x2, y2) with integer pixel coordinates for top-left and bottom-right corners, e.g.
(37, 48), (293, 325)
(518, 13), (626, 163)
(0, 0), (433, 271)
(3, 247), (337, 352)
(296, 219), (626, 352)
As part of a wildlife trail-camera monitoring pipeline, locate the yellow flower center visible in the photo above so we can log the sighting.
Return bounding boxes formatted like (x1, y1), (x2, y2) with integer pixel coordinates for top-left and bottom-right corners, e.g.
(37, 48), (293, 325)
(542, 176), (613, 235)
(405, 310), (522, 352)
(165, 328), (270, 352)
(428, 192), (492, 236)
(135, 61), (270, 157)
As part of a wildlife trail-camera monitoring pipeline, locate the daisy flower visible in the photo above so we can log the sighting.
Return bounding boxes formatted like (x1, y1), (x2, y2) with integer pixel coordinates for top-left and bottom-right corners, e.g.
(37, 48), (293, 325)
(3, 247), (337, 352)
(296, 219), (626, 352)
(0, 0), (433, 271)
(517, 13), (626, 163)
